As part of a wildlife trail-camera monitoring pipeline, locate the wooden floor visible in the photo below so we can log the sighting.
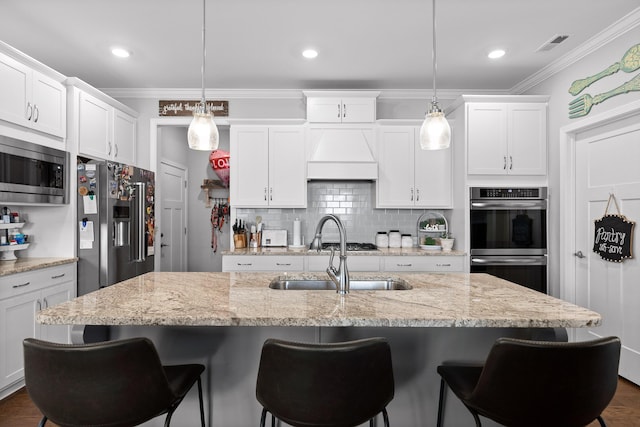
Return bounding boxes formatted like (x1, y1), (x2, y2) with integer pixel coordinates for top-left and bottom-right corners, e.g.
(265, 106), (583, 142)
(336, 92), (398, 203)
(1, 378), (639, 426)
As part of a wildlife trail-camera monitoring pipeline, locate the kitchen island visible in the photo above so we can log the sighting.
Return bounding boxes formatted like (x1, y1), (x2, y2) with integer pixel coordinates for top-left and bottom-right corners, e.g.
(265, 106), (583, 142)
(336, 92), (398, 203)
(38, 272), (600, 427)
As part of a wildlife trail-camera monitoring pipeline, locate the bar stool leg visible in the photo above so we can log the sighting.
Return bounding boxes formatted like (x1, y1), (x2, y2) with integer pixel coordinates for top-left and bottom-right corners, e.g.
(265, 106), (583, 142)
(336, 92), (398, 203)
(436, 377), (447, 427)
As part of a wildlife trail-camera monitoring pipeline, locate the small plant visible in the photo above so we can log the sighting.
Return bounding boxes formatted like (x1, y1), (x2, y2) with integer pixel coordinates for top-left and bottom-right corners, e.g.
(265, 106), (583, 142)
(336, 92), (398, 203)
(441, 232), (452, 239)
(436, 217), (446, 225)
(424, 236), (437, 245)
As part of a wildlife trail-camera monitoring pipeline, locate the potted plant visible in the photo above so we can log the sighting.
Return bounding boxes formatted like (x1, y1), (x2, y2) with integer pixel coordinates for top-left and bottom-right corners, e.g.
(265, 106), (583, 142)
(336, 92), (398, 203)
(436, 217), (446, 231)
(440, 232), (454, 252)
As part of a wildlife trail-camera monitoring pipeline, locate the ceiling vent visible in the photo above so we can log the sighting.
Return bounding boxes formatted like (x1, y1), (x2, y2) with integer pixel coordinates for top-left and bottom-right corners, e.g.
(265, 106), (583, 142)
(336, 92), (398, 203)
(536, 34), (569, 52)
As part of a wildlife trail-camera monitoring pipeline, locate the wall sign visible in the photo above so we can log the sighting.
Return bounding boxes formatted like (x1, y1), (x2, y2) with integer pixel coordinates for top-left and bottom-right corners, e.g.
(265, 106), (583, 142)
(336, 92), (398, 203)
(593, 194), (635, 262)
(158, 100), (228, 117)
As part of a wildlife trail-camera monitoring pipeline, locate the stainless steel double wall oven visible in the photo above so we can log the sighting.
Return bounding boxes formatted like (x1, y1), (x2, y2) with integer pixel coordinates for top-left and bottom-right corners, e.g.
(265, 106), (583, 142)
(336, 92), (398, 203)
(470, 187), (548, 293)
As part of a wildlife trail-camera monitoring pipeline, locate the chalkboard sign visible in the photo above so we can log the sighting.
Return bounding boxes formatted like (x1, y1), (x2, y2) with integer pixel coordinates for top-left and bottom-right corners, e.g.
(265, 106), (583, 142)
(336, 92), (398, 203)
(593, 214), (635, 262)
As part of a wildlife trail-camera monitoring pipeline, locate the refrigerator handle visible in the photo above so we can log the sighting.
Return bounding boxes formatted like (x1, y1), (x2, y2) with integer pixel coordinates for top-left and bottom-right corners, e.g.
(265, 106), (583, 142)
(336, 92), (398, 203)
(131, 182), (146, 262)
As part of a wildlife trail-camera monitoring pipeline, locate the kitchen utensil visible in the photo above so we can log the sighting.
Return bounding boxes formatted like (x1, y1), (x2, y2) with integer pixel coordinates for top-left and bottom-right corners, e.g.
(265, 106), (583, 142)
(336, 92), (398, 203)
(569, 44), (640, 95)
(569, 72), (640, 118)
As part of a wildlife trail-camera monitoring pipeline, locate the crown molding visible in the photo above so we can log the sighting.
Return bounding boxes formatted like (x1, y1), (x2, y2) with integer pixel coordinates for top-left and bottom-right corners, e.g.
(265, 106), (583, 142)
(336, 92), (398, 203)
(102, 88), (306, 99)
(512, 7), (640, 94)
(103, 87), (510, 101)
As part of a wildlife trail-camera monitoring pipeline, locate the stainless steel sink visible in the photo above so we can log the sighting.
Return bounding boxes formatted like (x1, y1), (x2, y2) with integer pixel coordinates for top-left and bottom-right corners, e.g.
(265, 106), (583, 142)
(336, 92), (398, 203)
(268, 278), (412, 291)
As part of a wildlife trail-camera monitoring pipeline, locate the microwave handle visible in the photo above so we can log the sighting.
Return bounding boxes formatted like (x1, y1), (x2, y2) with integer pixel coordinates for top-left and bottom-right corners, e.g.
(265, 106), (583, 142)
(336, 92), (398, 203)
(471, 257), (547, 265)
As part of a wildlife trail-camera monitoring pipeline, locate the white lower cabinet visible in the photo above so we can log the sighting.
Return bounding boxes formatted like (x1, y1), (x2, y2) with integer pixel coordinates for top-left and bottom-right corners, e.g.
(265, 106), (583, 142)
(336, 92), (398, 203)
(0, 263), (76, 394)
(223, 255), (463, 273)
(307, 256), (381, 272)
(222, 256), (304, 272)
(381, 256), (464, 272)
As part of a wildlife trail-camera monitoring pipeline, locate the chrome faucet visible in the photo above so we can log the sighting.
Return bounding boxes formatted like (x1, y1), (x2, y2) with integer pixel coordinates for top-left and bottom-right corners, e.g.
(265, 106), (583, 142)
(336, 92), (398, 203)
(309, 214), (350, 294)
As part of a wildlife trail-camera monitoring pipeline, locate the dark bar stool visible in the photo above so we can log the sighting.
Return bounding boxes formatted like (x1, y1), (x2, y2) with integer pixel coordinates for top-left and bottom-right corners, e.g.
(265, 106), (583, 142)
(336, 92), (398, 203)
(436, 336), (621, 427)
(256, 337), (394, 427)
(23, 337), (206, 427)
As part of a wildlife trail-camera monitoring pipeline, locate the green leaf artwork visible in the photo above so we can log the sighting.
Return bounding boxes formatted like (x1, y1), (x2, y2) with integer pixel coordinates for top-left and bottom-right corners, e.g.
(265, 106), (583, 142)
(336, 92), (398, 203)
(568, 43), (640, 118)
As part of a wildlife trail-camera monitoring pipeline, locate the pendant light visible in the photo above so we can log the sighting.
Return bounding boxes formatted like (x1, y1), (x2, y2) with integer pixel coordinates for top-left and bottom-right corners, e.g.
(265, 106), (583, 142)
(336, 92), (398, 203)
(419, 0), (450, 150)
(188, 0), (219, 150)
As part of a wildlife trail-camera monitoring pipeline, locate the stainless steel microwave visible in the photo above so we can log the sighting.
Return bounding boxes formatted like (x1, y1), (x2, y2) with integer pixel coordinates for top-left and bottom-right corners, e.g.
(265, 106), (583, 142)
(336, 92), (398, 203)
(0, 135), (68, 204)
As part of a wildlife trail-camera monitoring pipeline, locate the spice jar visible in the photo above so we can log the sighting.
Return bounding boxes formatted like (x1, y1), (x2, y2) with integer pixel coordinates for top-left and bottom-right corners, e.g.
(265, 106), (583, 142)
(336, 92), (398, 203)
(388, 230), (401, 248)
(375, 232), (388, 248)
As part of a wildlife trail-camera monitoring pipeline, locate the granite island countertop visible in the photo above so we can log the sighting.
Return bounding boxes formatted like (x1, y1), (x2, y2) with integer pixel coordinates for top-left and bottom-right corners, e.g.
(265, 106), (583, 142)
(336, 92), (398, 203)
(37, 272), (600, 328)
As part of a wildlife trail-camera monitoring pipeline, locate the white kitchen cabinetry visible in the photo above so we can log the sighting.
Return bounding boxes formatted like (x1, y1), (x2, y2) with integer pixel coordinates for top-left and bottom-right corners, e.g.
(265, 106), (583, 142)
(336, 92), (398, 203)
(69, 79), (137, 165)
(0, 263), (75, 395)
(381, 256), (464, 272)
(377, 124), (452, 208)
(466, 102), (547, 175)
(307, 256), (381, 272)
(222, 256), (304, 272)
(0, 52), (66, 138)
(304, 91), (378, 123)
(230, 125), (306, 208)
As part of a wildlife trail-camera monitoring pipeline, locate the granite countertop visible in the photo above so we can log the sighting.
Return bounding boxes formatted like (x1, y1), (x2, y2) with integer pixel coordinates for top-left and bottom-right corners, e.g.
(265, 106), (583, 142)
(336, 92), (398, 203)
(223, 247), (466, 256)
(0, 257), (77, 277)
(37, 271), (600, 328)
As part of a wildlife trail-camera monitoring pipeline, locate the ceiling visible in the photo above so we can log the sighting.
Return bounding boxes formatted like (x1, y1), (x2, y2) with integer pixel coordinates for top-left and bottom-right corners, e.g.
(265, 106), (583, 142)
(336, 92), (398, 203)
(0, 0), (638, 93)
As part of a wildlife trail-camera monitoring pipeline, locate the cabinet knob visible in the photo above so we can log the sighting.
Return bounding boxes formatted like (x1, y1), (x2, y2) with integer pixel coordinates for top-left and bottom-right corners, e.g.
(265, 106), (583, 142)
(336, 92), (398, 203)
(410, 188), (414, 201)
(509, 155), (513, 170)
(33, 105), (39, 123)
(26, 102), (33, 120)
(343, 104), (346, 118)
(503, 156), (507, 170)
(337, 104), (341, 118)
(416, 188), (420, 201)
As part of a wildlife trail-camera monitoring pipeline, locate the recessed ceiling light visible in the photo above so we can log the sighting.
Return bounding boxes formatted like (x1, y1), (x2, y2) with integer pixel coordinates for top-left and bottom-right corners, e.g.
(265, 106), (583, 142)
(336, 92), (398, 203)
(488, 49), (505, 59)
(111, 47), (131, 58)
(302, 49), (318, 59)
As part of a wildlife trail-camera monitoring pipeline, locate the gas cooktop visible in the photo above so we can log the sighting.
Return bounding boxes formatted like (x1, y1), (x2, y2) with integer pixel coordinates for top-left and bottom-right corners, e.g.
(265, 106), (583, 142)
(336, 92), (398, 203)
(321, 242), (378, 251)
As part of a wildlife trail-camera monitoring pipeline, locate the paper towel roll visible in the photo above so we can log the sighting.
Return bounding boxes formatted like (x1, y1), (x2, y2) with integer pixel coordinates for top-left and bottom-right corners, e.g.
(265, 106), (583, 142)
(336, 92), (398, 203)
(293, 218), (301, 246)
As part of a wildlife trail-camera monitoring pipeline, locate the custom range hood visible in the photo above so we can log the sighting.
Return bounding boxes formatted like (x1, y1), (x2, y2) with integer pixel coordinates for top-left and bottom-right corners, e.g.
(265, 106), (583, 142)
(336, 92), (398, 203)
(306, 126), (378, 180)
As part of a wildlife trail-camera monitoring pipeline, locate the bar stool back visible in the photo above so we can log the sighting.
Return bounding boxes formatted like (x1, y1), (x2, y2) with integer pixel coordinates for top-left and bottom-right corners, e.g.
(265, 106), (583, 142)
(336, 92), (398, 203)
(436, 336), (621, 427)
(23, 337), (206, 427)
(256, 337), (394, 427)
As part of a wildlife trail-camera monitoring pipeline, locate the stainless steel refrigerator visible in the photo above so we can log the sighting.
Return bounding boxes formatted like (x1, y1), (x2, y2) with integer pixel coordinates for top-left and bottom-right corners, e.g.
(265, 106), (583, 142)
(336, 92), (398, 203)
(77, 159), (155, 296)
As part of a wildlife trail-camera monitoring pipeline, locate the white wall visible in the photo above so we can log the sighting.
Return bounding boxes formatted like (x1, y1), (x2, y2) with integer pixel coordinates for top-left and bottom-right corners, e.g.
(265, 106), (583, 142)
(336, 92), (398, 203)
(524, 23), (640, 297)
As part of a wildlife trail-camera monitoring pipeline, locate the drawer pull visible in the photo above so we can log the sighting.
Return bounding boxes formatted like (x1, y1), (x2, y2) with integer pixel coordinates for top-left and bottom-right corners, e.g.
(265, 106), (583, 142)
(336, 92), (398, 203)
(12, 282), (30, 288)
(436, 263), (451, 267)
(396, 263), (412, 267)
(51, 273), (66, 279)
(276, 263), (291, 266)
(237, 263), (253, 266)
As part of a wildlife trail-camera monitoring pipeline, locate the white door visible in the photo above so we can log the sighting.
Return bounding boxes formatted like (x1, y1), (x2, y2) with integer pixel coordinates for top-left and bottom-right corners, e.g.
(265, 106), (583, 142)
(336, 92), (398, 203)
(574, 123), (640, 385)
(268, 126), (306, 207)
(159, 161), (187, 272)
(377, 126), (414, 207)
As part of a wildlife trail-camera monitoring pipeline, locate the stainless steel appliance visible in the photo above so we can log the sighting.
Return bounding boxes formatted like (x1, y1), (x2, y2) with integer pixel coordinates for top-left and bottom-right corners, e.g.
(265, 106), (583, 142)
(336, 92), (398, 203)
(321, 242), (378, 251)
(76, 159), (155, 296)
(469, 187), (547, 293)
(0, 135), (68, 204)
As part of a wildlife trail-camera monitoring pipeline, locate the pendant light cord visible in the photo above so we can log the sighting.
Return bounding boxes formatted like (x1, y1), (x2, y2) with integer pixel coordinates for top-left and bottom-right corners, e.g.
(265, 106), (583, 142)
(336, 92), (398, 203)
(200, 0), (206, 108)
(432, 0), (438, 105)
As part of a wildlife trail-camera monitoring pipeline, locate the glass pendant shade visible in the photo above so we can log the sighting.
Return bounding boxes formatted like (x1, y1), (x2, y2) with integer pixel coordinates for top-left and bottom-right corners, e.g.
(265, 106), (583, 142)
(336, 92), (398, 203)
(188, 105), (219, 150)
(419, 106), (451, 150)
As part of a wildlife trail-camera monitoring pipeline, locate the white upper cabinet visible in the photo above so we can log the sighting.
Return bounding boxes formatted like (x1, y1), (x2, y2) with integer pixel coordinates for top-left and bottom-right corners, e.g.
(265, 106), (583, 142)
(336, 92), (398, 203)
(70, 80), (137, 165)
(377, 124), (452, 208)
(304, 91), (378, 123)
(230, 125), (306, 208)
(0, 52), (66, 138)
(466, 101), (547, 175)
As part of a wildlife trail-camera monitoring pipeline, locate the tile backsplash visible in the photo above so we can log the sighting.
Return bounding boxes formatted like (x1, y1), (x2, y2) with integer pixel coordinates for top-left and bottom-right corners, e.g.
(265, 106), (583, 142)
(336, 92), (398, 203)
(236, 181), (446, 245)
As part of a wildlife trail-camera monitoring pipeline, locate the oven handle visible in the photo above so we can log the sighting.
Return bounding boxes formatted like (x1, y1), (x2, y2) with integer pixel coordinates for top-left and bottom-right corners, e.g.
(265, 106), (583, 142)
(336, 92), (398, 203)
(471, 257), (547, 265)
(471, 201), (546, 209)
